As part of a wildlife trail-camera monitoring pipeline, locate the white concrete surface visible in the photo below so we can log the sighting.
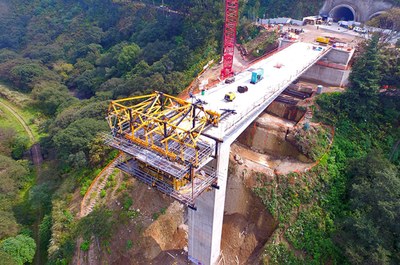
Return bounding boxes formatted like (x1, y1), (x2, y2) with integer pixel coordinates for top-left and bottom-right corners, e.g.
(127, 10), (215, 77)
(198, 42), (329, 141)
(188, 142), (230, 265)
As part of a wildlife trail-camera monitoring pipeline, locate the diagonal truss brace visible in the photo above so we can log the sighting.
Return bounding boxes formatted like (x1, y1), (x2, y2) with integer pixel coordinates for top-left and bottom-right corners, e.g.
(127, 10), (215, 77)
(107, 91), (221, 166)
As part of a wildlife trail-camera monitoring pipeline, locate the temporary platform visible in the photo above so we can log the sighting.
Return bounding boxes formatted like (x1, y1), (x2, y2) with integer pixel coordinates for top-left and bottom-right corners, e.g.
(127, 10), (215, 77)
(104, 92), (226, 208)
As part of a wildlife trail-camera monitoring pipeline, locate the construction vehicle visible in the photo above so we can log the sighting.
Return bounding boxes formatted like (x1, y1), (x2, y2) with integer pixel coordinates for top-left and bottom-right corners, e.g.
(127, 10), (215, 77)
(353, 27), (367, 33)
(225, 77), (235, 84)
(224, 92), (236, 101)
(315, 36), (330, 45)
(250, 68), (264, 84)
(237, 85), (248, 93)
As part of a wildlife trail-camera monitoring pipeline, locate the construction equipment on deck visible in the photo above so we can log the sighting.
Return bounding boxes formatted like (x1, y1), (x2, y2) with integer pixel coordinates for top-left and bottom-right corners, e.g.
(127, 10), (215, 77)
(224, 92), (236, 101)
(250, 68), (264, 84)
(107, 91), (221, 165)
(237, 85), (248, 93)
(104, 1), (242, 208)
(220, 0), (239, 80)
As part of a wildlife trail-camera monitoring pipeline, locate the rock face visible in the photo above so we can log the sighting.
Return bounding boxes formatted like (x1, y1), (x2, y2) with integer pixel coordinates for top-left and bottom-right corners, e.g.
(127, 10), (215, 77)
(143, 202), (186, 259)
(221, 158), (278, 265)
(320, 0), (395, 22)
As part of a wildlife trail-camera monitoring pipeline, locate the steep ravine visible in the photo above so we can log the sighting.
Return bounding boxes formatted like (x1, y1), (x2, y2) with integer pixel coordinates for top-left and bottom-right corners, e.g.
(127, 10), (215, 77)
(219, 104), (318, 264)
(194, 110), (314, 264)
(83, 103), (315, 265)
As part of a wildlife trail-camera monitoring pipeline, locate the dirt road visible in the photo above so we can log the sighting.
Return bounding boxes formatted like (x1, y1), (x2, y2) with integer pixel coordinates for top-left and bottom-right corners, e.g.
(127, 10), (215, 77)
(0, 99), (43, 166)
(31, 143), (43, 165)
(0, 100), (35, 143)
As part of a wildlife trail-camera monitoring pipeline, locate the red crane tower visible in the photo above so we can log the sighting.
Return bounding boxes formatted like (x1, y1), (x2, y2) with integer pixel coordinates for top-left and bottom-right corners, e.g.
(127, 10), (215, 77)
(220, 0), (239, 80)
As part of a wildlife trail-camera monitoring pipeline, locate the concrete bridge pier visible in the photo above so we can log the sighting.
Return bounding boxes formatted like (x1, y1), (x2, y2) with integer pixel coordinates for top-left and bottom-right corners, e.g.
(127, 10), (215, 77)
(188, 142), (230, 265)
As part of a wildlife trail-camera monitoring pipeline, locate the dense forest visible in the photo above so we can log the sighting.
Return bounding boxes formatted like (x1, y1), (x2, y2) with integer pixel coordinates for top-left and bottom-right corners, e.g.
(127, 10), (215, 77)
(0, 0), (399, 264)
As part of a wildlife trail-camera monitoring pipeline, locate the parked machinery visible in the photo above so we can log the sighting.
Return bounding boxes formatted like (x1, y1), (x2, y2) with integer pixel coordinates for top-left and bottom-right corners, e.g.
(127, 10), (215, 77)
(250, 68), (264, 84)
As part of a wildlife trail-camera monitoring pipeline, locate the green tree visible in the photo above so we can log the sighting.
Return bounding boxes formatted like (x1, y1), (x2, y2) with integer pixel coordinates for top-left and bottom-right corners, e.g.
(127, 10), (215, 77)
(32, 81), (74, 116)
(0, 211), (19, 240)
(337, 153), (400, 264)
(11, 135), (29, 160)
(0, 250), (17, 265)
(0, 234), (36, 265)
(67, 151), (88, 169)
(0, 128), (15, 156)
(345, 35), (381, 121)
(88, 135), (112, 166)
(29, 183), (52, 213)
(52, 118), (107, 157)
(117, 43), (141, 72)
(379, 46), (400, 88)
(10, 63), (45, 91)
(38, 214), (52, 259)
(0, 154), (28, 195)
(77, 208), (114, 241)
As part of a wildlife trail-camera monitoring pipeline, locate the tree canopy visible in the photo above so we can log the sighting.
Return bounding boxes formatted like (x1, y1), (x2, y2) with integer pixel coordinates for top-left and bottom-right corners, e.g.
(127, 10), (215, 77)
(0, 234), (36, 265)
(338, 153), (400, 264)
(346, 35), (381, 119)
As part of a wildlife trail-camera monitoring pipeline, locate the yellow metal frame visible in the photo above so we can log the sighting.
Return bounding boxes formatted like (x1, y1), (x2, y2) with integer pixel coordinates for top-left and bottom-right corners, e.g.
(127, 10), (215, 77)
(138, 161), (189, 190)
(107, 92), (220, 165)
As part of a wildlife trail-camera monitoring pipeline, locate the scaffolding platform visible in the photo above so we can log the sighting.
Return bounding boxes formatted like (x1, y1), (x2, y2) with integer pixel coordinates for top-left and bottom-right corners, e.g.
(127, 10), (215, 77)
(113, 127), (215, 167)
(116, 157), (218, 208)
(104, 92), (222, 208)
(104, 133), (191, 178)
(104, 133), (215, 177)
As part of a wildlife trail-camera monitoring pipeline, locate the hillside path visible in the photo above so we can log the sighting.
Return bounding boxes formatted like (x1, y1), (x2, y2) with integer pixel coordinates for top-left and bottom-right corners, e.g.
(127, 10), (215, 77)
(0, 100), (35, 142)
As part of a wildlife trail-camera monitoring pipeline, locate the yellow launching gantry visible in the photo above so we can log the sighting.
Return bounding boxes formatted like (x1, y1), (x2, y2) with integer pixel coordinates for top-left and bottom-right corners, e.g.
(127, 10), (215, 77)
(105, 92), (224, 208)
(107, 91), (220, 166)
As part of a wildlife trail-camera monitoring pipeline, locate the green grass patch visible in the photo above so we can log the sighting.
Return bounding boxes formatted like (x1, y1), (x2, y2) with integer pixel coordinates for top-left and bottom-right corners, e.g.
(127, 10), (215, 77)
(80, 240), (90, 251)
(126, 239), (133, 250)
(0, 97), (45, 141)
(263, 243), (305, 265)
(122, 194), (133, 211)
(0, 100), (27, 138)
(152, 207), (167, 221)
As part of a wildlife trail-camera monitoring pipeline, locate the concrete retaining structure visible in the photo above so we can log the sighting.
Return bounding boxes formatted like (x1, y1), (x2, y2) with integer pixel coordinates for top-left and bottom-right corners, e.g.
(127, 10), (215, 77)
(279, 40), (353, 87)
(302, 63), (350, 86)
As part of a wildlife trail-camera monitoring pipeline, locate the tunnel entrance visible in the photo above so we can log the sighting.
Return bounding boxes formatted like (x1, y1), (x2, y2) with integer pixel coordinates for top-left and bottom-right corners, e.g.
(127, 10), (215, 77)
(330, 5), (355, 21)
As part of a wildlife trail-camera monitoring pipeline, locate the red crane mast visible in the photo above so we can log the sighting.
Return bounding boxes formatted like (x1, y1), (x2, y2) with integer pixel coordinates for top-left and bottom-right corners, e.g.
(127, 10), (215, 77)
(220, 0), (239, 80)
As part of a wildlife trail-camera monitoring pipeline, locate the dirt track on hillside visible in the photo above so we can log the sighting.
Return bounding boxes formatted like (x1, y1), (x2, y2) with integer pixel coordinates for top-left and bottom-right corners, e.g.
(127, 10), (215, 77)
(0, 100), (35, 142)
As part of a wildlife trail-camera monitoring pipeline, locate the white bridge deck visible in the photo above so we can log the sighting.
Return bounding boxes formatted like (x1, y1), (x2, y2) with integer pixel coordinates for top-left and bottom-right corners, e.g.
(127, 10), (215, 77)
(198, 42), (330, 141)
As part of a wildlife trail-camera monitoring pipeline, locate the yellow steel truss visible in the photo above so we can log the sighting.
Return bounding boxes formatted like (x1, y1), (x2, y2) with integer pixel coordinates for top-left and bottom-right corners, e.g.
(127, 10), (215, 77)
(107, 92), (220, 165)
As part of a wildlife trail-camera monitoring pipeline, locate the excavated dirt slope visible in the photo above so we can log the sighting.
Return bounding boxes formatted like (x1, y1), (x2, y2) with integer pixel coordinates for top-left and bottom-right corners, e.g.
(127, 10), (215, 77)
(221, 156), (277, 264)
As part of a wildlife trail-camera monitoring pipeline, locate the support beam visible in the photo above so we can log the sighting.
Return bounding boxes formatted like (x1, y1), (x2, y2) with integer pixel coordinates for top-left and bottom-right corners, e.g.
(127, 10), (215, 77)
(188, 142), (230, 265)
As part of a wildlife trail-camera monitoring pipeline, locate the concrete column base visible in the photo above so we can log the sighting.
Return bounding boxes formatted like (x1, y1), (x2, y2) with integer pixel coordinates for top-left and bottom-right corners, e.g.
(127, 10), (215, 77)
(188, 142), (230, 265)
